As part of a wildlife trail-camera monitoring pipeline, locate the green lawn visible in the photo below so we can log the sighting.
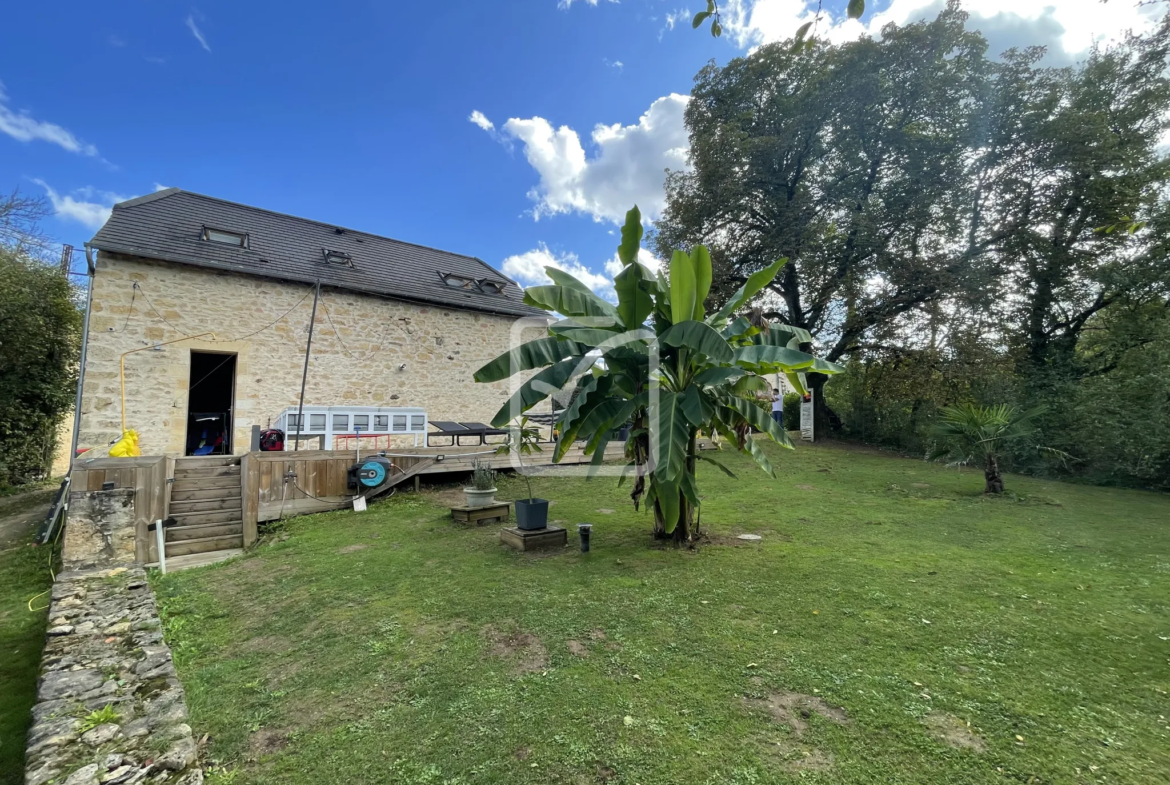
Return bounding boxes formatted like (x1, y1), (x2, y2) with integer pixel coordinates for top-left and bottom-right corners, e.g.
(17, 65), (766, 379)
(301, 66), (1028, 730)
(153, 442), (1170, 785)
(0, 488), (55, 785)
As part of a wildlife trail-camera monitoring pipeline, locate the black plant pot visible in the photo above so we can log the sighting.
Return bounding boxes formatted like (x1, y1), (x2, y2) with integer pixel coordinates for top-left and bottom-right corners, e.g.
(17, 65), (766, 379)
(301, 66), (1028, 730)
(515, 498), (550, 530)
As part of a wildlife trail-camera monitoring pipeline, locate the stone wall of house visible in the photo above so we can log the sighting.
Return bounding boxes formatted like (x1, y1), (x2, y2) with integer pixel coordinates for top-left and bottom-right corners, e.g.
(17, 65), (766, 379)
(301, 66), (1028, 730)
(26, 567), (202, 785)
(78, 253), (546, 457)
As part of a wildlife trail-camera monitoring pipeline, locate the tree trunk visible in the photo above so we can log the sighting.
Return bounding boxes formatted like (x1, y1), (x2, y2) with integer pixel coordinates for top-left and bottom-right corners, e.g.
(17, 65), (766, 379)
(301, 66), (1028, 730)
(984, 454), (1005, 494)
(806, 373), (839, 441)
(651, 493), (693, 543)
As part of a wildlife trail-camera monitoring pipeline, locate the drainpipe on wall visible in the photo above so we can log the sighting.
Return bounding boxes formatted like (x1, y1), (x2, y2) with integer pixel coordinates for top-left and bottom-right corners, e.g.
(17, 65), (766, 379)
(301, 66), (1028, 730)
(69, 245), (98, 471)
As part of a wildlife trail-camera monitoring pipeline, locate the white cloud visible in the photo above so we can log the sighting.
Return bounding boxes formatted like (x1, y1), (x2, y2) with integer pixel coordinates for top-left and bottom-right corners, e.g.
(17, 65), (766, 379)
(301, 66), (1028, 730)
(558, 0), (619, 9)
(0, 80), (99, 157)
(185, 15), (211, 52)
(604, 247), (663, 278)
(502, 93), (690, 225)
(723, 0), (1164, 65)
(665, 8), (691, 32)
(468, 110), (495, 132)
(604, 58), (624, 71)
(503, 243), (615, 295)
(153, 183), (171, 192)
(34, 180), (130, 230)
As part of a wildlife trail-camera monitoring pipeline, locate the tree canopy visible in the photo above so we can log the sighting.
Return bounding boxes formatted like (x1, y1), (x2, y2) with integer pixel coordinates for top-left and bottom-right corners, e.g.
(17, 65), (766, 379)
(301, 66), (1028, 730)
(658, 2), (1170, 488)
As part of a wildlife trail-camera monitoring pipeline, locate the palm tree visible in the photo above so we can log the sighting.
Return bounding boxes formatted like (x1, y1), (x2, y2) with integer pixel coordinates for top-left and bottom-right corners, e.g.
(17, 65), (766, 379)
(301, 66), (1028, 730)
(474, 206), (843, 543)
(928, 403), (1047, 494)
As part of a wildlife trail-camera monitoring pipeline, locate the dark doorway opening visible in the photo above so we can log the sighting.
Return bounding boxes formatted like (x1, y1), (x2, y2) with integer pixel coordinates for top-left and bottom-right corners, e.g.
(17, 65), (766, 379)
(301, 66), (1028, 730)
(185, 351), (237, 456)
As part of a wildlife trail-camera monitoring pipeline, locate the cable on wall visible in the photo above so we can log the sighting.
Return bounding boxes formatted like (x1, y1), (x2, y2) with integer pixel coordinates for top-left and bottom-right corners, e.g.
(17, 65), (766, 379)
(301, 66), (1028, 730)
(131, 280), (317, 343)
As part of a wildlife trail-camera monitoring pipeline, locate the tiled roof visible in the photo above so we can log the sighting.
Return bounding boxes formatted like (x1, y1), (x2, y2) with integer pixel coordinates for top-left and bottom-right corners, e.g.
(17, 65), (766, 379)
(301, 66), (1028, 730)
(88, 189), (544, 318)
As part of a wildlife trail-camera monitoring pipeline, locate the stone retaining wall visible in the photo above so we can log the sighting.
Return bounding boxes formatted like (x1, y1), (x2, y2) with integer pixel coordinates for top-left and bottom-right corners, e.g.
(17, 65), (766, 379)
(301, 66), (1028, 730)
(25, 567), (202, 785)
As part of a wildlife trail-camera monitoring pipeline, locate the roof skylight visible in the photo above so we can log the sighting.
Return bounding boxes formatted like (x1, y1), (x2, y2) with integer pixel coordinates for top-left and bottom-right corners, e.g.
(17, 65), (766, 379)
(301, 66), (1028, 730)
(202, 226), (248, 247)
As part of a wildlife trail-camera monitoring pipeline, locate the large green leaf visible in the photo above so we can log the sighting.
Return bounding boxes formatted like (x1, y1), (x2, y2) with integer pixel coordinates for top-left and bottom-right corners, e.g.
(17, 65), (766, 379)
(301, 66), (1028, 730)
(669, 250), (697, 326)
(730, 374), (771, 397)
(786, 371), (808, 396)
(714, 416), (776, 478)
(679, 469), (701, 510)
(808, 356), (847, 374)
(690, 245), (713, 320)
(552, 326), (625, 348)
(524, 284), (620, 322)
(679, 385), (714, 428)
(693, 367), (746, 387)
(554, 375), (600, 437)
(585, 399), (636, 455)
(473, 337), (582, 383)
(545, 267), (595, 293)
(553, 382), (614, 462)
(489, 356), (594, 428)
(709, 258), (787, 325)
(653, 477), (681, 534)
(564, 398), (634, 462)
(721, 316), (761, 340)
(733, 344), (817, 370)
(617, 206), (644, 266)
(697, 453), (737, 478)
(660, 320), (734, 362)
(724, 396), (794, 449)
(614, 261), (655, 329)
(586, 432), (613, 479)
(752, 324), (814, 347)
(650, 390), (691, 483)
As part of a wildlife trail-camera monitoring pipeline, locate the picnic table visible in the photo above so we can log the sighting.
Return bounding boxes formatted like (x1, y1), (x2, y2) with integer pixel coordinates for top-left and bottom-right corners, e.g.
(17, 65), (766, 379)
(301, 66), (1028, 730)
(426, 421), (508, 447)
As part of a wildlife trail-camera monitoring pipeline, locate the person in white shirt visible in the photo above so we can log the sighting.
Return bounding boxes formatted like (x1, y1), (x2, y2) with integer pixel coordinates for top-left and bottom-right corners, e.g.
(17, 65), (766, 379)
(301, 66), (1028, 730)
(771, 390), (784, 427)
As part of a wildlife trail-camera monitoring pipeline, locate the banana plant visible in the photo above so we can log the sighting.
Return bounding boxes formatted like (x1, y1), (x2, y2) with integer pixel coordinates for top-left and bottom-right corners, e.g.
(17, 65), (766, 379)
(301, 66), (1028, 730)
(474, 206), (844, 543)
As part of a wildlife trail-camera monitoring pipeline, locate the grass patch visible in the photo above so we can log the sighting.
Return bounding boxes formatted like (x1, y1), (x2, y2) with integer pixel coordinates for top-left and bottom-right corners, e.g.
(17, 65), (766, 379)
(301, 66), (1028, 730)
(0, 508), (53, 784)
(154, 441), (1170, 784)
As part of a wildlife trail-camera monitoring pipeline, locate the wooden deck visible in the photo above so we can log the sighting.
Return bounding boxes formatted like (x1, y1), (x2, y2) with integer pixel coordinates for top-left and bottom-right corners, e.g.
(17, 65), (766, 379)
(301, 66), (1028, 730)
(246, 441), (626, 524)
(68, 441), (625, 561)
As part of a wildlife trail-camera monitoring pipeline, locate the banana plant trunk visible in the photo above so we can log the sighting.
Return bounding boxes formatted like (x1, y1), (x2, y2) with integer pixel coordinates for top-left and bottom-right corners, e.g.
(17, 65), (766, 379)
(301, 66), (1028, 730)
(984, 454), (1005, 494)
(651, 432), (700, 544)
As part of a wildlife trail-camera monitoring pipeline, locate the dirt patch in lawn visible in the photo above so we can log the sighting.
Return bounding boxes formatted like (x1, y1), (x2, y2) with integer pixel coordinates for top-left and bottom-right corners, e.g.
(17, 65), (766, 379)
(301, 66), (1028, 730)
(248, 728), (289, 760)
(924, 712), (986, 752)
(337, 544), (370, 554)
(484, 625), (549, 674)
(567, 640), (589, 657)
(237, 635), (292, 655)
(745, 691), (848, 735)
(429, 488), (470, 509)
(795, 484), (817, 491)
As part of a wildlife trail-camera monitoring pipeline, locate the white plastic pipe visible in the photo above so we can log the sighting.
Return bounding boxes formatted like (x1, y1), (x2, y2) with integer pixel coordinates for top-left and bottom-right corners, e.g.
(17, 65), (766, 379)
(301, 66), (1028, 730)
(155, 519), (166, 574)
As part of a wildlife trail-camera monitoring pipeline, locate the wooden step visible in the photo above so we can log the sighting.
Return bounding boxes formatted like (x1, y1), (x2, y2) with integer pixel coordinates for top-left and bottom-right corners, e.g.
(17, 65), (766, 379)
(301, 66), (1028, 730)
(172, 477), (241, 493)
(166, 549), (243, 571)
(175, 456), (241, 468)
(166, 522), (243, 542)
(169, 509), (244, 526)
(165, 533), (244, 557)
(170, 486), (243, 502)
(170, 497), (242, 514)
(173, 466), (241, 479)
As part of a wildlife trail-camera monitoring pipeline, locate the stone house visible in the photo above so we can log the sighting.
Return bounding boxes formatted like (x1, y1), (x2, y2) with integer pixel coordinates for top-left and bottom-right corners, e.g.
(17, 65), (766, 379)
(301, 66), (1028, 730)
(75, 188), (545, 458)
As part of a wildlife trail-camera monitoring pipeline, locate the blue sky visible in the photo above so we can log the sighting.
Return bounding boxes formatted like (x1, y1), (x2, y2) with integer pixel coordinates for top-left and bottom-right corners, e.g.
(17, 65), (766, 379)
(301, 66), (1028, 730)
(1, 0), (1158, 291)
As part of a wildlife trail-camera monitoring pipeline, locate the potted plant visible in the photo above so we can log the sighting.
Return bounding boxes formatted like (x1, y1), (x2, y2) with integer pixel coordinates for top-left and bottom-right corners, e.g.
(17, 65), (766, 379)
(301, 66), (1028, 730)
(496, 417), (548, 530)
(463, 459), (498, 508)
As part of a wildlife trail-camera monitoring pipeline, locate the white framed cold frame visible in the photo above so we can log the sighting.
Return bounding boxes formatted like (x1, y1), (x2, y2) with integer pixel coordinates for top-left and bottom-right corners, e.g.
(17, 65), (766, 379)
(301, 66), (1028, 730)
(273, 405), (427, 448)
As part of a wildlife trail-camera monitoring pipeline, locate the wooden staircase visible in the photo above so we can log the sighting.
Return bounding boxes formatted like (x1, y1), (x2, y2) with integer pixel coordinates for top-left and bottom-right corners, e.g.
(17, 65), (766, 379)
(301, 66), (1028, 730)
(167, 456), (244, 558)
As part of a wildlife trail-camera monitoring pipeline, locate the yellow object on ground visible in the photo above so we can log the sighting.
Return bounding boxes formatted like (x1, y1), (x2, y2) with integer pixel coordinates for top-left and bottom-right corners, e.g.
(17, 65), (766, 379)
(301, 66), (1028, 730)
(109, 430), (141, 458)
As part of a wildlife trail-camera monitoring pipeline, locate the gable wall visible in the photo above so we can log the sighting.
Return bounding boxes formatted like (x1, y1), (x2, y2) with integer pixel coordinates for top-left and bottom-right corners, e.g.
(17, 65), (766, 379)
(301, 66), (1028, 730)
(77, 253), (545, 457)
